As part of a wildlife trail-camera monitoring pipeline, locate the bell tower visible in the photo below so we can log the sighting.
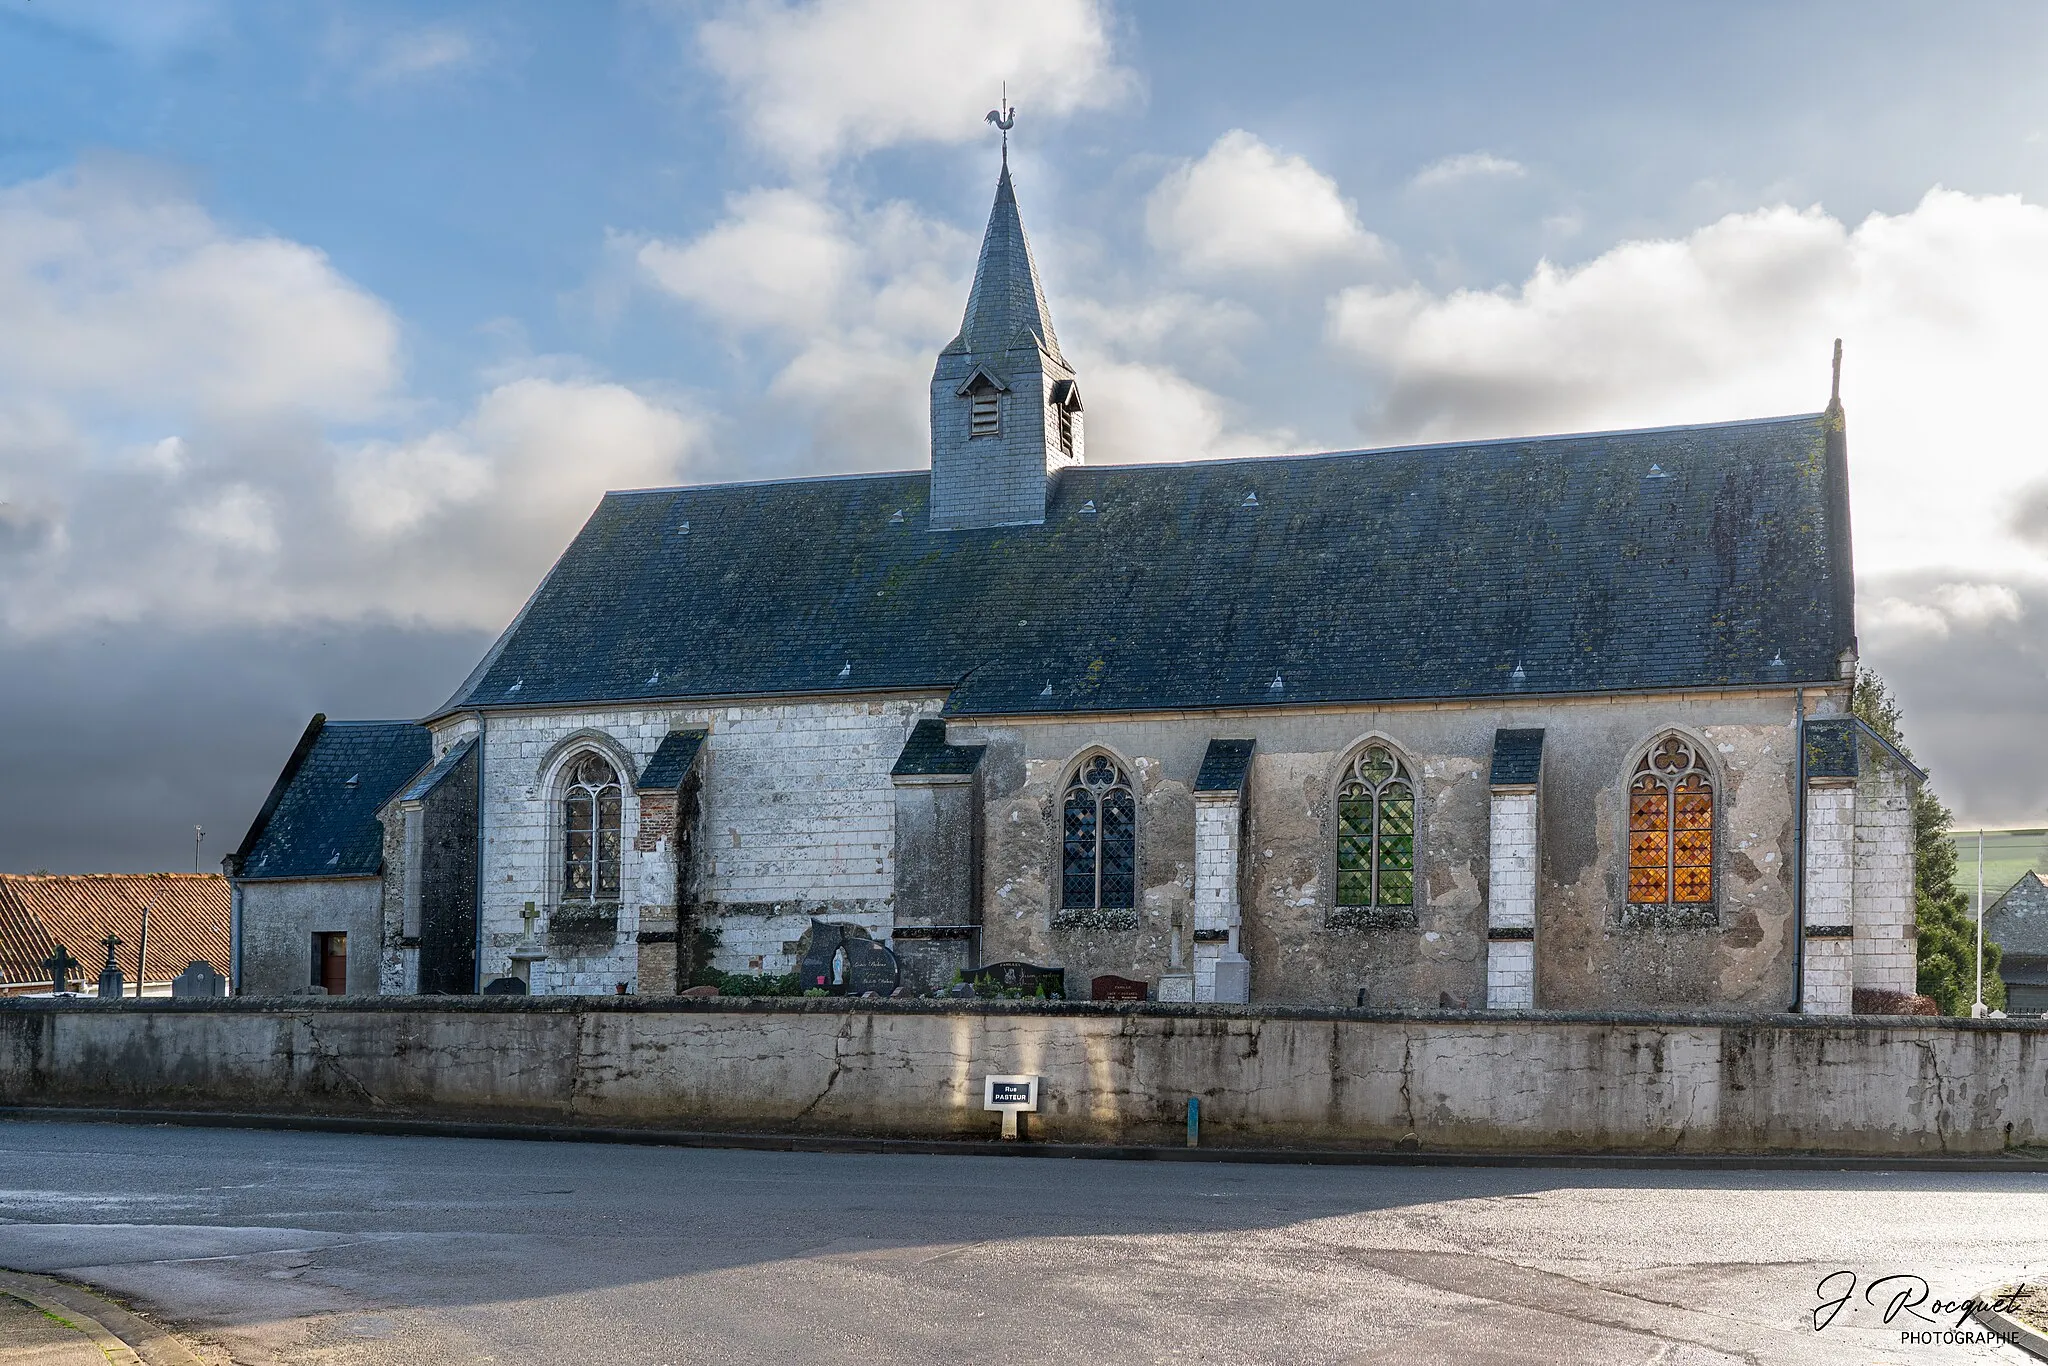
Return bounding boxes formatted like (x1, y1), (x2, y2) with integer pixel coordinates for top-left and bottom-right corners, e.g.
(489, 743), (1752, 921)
(929, 104), (1081, 531)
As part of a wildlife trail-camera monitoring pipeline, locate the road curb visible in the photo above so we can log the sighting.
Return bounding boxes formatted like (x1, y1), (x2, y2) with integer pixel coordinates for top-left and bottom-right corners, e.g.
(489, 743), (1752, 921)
(0, 1267), (204, 1366)
(1971, 1285), (2048, 1362)
(4, 1104), (2048, 1173)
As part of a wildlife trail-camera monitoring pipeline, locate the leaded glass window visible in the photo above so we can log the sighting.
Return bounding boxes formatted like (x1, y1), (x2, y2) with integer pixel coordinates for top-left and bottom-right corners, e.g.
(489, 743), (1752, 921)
(1061, 755), (1135, 911)
(1336, 745), (1415, 909)
(1627, 736), (1713, 909)
(562, 753), (622, 903)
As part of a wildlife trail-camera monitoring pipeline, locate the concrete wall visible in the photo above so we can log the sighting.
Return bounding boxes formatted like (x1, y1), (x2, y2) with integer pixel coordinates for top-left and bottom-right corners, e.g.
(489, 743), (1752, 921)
(235, 879), (382, 996)
(3, 999), (2042, 1156)
(961, 687), (1836, 1012)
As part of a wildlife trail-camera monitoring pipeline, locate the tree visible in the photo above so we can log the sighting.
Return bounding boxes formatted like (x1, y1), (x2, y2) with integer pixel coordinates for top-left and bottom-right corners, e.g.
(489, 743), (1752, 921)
(1851, 670), (2006, 1015)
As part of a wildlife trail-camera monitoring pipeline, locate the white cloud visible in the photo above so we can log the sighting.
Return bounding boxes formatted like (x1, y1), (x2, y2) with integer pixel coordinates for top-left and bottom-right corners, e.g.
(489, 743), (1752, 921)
(1327, 188), (2048, 582)
(1147, 130), (1385, 276)
(1084, 361), (1293, 465)
(1866, 581), (2027, 640)
(0, 161), (707, 635)
(638, 189), (972, 467)
(363, 24), (478, 85)
(637, 189), (857, 335)
(697, 0), (1134, 170)
(1409, 151), (1527, 191)
(0, 161), (399, 420)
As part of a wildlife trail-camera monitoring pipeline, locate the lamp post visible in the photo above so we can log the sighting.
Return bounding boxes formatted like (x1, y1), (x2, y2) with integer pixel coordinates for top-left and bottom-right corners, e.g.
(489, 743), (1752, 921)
(1972, 828), (1987, 1018)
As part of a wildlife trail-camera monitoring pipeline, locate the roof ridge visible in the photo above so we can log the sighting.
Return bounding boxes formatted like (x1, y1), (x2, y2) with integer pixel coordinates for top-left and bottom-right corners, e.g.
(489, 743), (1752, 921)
(587, 412), (1828, 502)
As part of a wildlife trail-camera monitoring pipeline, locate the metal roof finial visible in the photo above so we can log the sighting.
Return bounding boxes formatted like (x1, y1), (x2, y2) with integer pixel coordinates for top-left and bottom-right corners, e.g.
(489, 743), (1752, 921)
(985, 84), (1014, 168)
(1829, 337), (1843, 409)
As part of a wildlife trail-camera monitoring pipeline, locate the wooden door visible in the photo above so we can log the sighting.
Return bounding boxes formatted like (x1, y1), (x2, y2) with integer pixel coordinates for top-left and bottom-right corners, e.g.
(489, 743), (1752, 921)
(317, 932), (348, 997)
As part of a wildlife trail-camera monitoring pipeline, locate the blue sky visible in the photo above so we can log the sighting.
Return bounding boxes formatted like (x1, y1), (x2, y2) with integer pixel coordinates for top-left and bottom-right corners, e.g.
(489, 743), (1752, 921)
(3, 0), (2047, 870)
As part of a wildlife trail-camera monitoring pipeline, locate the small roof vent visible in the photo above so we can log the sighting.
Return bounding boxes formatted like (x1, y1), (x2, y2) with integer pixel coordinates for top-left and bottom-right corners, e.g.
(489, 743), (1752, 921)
(1080, 499), (1097, 515)
(1039, 681), (1054, 698)
(837, 662), (852, 679)
(1644, 464), (1668, 480)
(889, 509), (905, 525)
(645, 670), (661, 687)
(343, 773), (360, 789)
(1242, 491), (1259, 508)
(1268, 672), (1284, 692)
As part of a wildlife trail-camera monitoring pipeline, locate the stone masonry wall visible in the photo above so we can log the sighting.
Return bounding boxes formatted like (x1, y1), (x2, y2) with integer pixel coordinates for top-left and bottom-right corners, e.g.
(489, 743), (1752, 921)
(1485, 791), (1536, 1009)
(1853, 757), (1918, 996)
(965, 688), (1838, 1012)
(4, 998), (2042, 1156)
(456, 696), (942, 993)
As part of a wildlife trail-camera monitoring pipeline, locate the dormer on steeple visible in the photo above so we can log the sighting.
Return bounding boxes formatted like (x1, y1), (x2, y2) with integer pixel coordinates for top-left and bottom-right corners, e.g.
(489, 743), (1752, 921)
(929, 151), (1082, 531)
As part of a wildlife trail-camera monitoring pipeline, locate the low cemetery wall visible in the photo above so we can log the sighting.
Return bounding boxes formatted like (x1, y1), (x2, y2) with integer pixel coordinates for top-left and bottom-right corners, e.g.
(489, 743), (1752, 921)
(1, 998), (2043, 1155)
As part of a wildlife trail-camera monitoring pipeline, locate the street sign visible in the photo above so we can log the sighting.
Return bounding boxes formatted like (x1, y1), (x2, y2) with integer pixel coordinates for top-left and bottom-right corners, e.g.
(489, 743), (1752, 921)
(982, 1074), (1040, 1140)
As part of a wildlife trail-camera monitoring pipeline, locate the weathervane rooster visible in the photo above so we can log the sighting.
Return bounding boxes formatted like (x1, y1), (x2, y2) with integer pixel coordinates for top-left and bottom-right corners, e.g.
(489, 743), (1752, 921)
(986, 85), (1015, 165)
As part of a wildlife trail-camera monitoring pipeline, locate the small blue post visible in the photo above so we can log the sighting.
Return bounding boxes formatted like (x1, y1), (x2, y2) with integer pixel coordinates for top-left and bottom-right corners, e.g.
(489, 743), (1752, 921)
(1186, 1096), (1200, 1148)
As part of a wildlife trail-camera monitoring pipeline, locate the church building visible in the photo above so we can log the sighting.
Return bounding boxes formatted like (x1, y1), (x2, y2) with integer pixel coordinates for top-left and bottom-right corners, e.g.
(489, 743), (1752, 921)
(228, 154), (1924, 1015)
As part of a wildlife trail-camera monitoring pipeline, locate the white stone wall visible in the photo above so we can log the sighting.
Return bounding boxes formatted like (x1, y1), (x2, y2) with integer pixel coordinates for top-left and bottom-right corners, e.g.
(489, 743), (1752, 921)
(1193, 796), (1247, 1003)
(1485, 940), (1534, 1010)
(472, 695), (941, 993)
(1485, 791), (1536, 1009)
(1803, 935), (1855, 1015)
(1852, 762), (1917, 995)
(1804, 786), (1856, 931)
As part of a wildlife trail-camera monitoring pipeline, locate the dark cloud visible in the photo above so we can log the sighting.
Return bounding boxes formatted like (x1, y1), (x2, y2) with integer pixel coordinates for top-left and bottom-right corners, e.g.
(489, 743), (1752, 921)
(1861, 578), (2048, 829)
(0, 622), (490, 873)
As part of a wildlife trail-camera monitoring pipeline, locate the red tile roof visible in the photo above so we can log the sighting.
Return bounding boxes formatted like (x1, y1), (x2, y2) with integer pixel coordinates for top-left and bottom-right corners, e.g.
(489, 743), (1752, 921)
(0, 873), (230, 990)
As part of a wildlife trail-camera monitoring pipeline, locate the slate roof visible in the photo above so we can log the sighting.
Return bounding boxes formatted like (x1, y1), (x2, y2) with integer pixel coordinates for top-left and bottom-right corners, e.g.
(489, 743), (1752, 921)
(943, 165), (1062, 364)
(1987, 870), (2048, 959)
(891, 719), (986, 778)
(433, 413), (1856, 721)
(400, 735), (476, 803)
(637, 729), (708, 790)
(1489, 729), (1546, 787)
(0, 874), (229, 989)
(1194, 739), (1256, 794)
(233, 719), (433, 880)
(1803, 718), (1859, 779)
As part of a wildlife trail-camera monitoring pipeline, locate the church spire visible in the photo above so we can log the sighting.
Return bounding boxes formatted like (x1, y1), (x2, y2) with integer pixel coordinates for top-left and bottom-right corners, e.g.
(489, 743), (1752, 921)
(928, 105), (1082, 531)
(945, 159), (1064, 364)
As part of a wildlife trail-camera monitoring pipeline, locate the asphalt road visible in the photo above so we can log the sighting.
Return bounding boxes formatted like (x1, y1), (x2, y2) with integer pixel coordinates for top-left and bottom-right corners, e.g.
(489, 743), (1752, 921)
(1, 1120), (2043, 1365)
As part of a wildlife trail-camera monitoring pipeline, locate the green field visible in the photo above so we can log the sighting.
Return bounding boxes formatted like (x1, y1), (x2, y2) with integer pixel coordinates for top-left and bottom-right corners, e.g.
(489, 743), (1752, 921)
(1942, 827), (2048, 908)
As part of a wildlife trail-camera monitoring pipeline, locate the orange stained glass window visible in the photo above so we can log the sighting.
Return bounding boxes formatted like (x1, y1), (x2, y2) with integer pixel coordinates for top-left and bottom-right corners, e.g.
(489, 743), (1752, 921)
(1626, 737), (1713, 908)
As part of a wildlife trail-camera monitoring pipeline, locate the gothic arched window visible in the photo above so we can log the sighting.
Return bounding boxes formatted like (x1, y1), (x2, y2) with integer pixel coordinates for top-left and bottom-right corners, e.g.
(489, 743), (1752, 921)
(1627, 736), (1714, 912)
(1336, 745), (1416, 909)
(561, 752), (622, 903)
(1061, 754), (1136, 911)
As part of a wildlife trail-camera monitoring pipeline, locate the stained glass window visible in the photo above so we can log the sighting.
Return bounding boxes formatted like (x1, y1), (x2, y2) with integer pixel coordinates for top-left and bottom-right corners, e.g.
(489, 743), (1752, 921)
(1627, 736), (1713, 909)
(562, 752), (622, 903)
(1061, 754), (1136, 911)
(1336, 745), (1416, 909)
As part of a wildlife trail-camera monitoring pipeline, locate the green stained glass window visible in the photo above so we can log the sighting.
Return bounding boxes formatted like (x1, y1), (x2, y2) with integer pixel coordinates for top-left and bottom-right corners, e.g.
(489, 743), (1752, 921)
(1336, 747), (1418, 910)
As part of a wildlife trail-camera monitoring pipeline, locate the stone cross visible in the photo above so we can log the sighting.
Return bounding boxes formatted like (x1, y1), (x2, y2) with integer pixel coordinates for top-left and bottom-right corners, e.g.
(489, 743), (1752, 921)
(521, 901), (541, 939)
(41, 945), (82, 994)
(97, 934), (126, 1000)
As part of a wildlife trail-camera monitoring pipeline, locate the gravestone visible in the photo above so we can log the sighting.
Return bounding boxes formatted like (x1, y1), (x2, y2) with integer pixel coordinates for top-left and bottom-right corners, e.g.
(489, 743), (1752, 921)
(171, 961), (225, 999)
(1155, 973), (1194, 1004)
(482, 976), (528, 995)
(1090, 974), (1148, 1002)
(96, 935), (125, 1000)
(969, 962), (1066, 999)
(40, 945), (82, 995)
(841, 938), (900, 996)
